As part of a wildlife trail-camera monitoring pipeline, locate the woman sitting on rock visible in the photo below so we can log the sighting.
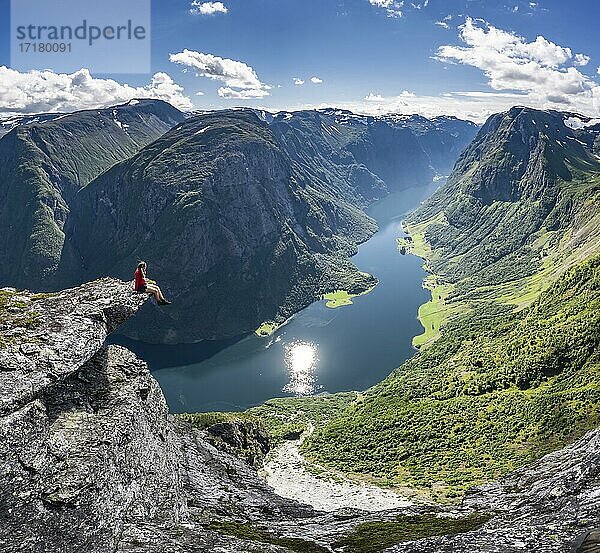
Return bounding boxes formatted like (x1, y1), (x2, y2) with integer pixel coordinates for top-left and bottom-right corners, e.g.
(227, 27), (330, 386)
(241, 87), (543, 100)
(134, 261), (171, 305)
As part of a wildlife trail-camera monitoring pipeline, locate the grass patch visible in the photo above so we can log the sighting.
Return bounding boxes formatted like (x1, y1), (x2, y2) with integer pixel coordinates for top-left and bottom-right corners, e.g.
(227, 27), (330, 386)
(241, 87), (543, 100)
(11, 311), (42, 329)
(398, 217), (464, 346)
(246, 393), (356, 445)
(209, 521), (328, 553)
(412, 281), (469, 348)
(322, 290), (356, 308)
(333, 513), (492, 553)
(322, 276), (377, 309)
(30, 292), (57, 301)
(255, 320), (279, 337)
(0, 290), (43, 342)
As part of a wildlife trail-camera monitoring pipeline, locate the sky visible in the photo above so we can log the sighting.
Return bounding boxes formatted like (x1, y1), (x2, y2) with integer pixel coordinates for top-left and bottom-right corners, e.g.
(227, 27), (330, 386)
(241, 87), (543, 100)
(1, 0), (600, 122)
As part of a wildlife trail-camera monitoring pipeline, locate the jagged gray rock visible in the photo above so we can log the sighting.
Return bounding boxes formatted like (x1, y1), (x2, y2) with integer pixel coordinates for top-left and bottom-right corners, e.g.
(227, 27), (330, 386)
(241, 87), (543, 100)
(0, 280), (320, 553)
(0, 278), (146, 415)
(203, 418), (271, 468)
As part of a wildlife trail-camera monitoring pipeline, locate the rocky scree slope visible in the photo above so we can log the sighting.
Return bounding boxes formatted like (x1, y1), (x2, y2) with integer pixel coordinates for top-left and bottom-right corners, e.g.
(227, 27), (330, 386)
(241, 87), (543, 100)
(1, 279), (599, 553)
(0, 99), (185, 290)
(64, 109), (476, 342)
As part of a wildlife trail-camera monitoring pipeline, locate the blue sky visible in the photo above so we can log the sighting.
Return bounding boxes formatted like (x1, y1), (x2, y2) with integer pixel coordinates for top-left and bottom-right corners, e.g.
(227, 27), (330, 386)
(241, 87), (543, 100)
(1, 0), (600, 121)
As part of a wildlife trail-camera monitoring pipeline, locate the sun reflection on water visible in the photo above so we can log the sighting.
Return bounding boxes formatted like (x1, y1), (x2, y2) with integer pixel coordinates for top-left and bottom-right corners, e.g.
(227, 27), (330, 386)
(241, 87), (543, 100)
(283, 341), (318, 395)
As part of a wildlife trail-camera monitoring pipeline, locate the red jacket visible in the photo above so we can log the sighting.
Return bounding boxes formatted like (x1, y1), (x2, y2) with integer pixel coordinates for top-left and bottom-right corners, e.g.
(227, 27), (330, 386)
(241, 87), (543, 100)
(134, 268), (147, 291)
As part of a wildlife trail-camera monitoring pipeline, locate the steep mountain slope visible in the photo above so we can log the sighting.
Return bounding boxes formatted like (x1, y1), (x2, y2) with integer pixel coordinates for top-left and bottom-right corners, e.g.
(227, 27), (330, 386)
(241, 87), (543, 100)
(303, 256), (599, 499)
(403, 106), (600, 344)
(0, 99), (185, 289)
(1, 280), (599, 553)
(271, 109), (477, 197)
(67, 110), (380, 342)
(249, 106), (600, 501)
(64, 108), (476, 343)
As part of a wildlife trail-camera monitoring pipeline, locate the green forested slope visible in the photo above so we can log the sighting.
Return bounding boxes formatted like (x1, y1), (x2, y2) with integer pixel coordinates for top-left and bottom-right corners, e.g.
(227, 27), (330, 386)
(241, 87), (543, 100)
(251, 107), (600, 501)
(303, 256), (599, 499)
(404, 107), (600, 346)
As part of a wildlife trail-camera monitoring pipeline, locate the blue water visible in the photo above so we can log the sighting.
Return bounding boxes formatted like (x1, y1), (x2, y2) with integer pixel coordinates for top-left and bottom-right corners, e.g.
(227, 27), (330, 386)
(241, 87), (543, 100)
(110, 183), (437, 412)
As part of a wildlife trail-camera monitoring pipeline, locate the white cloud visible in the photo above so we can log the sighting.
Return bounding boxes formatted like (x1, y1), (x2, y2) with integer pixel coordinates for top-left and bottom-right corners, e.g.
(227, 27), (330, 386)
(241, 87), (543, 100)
(217, 87), (270, 99)
(294, 19), (600, 123)
(0, 66), (193, 114)
(190, 1), (228, 15)
(365, 90), (414, 100)
(169, 49), (271, 99)
(310, 76), (323, 84)
(364, 93), (387, 102)
(293, 77), (305, 86)
(293, 91), (535, 123)
(368, 0), (403, 18)
(574, 53), (590, 66)
(435, 18), (595, 105)
(436, 14), (452, 28)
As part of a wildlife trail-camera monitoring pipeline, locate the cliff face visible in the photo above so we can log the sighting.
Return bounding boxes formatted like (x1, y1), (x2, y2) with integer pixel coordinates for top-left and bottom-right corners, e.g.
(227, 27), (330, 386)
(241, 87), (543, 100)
(0, 280), (183, 551)
(1, 280), (599, 552)
(0, 280), (314, 552)
(271, 110), (478, 200)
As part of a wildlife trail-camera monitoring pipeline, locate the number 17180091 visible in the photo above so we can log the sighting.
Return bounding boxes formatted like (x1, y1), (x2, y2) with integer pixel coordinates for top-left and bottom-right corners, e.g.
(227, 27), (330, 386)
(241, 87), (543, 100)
(19, 42), (72, 53)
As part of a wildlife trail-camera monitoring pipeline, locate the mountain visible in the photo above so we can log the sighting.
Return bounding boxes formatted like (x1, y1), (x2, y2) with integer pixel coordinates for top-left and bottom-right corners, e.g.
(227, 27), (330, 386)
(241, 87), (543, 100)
(66, 110), (379, 342)
(0, 99), (185, 289)
(246, 106), (600, 502)
(271, 109), (478, 193)
(1, 279), (599, 552)
(0, 113), (66, 137)
(405, 106), (600, 292)
(61, 108), (476, 342)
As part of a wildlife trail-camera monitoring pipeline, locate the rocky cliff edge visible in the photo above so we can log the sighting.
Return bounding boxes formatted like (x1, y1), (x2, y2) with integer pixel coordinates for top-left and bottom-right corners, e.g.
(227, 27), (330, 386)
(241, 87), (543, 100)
(0, 279), (598, 552)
